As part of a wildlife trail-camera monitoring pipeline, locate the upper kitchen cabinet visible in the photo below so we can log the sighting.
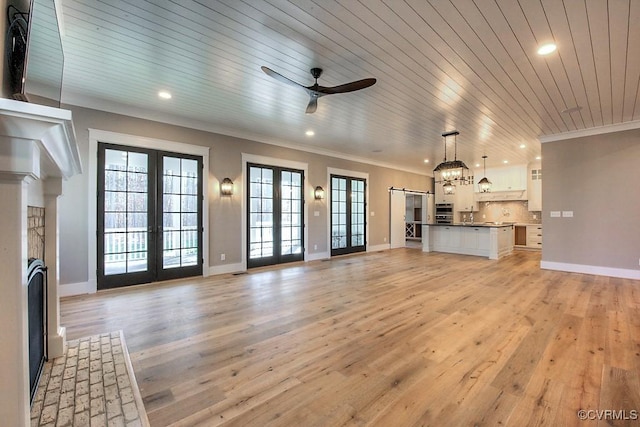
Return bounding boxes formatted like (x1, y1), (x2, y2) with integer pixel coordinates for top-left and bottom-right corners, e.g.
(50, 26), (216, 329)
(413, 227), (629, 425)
(481, 165), (527, 192)
(434, 180), (476, 211)
(527, 162), (542, 211)
(456, 182), (477, 212)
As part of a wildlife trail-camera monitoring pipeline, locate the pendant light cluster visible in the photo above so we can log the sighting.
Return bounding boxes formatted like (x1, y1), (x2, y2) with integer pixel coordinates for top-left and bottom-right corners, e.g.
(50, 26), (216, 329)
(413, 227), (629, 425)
(433, 130), (473, 195)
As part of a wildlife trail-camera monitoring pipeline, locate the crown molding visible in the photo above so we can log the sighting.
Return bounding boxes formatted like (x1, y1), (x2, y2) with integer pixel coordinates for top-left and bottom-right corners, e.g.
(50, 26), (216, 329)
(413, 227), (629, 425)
(539, 120), (640, 143)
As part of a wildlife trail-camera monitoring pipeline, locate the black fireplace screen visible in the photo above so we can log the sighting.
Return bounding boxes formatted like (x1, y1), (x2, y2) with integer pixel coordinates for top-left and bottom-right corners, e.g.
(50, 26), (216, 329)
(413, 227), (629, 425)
(27, 258), (47, 404)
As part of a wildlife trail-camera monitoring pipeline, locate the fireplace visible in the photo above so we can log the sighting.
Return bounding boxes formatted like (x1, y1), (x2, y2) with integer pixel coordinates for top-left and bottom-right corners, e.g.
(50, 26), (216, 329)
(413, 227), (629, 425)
(0, 98), (81, 425)
(27, 258), (47, 403)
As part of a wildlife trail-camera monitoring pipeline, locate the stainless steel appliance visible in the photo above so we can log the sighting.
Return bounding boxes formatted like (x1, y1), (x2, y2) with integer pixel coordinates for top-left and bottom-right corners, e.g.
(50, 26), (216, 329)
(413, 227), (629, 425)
(435, 203), (454, 224)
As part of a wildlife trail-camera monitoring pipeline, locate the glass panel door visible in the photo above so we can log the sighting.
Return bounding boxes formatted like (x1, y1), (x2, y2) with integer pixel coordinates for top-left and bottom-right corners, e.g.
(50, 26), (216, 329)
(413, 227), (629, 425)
(98, 143), (203, 289)
(158, 154), (203, 281)
(331, 175), (366, 256)
(247, 164), (304, 268)
(98, 145), (155, 288)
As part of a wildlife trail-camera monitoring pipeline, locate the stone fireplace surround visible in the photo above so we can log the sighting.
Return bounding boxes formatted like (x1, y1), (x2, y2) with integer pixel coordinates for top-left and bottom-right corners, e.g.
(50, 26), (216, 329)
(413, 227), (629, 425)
(0, 98), (82, 426)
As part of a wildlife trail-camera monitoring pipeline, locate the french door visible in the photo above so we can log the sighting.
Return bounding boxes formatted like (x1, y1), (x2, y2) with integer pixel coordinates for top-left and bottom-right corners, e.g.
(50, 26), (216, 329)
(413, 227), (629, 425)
(331, 175), (366, 256)
(247, 163), (304, 268)
(97, 143), (203, 289)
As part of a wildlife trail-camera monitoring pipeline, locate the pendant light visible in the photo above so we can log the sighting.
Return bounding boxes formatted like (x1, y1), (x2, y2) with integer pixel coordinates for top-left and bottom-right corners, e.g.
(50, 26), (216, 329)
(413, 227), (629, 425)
(478, 155), (492, 193)
(433, 130), (472, 195)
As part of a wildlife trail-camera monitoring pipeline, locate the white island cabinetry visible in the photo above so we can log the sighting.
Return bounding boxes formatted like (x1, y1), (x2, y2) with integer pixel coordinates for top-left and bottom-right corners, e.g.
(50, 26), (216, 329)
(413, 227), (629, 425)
(423, 224), (513, 259)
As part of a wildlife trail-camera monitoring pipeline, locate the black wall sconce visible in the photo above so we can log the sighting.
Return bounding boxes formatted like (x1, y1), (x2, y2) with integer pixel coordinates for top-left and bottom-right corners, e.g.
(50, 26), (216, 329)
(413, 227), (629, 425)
(220, 177), (233, 196)
(314, 186), (325, 200)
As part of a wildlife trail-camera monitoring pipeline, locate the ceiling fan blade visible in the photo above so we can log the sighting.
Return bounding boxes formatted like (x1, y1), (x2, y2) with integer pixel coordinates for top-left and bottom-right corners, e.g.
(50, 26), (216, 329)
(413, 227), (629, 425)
(305, 96), (318, 114)
(313, 78), (377, 95)
(261, 66), (305, 90)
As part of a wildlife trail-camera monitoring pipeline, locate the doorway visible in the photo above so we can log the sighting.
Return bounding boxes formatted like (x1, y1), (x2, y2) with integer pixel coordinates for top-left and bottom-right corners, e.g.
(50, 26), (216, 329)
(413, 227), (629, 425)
(247, 163), (305, 268)
(330, 174), (366, 256)
(97, 143), (203, 289)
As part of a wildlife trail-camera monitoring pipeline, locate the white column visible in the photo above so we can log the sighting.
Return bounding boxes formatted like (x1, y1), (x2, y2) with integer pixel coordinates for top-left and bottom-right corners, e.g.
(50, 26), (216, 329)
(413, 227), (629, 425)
(44, 178), (66, 358)
(0, 177), (31, 427)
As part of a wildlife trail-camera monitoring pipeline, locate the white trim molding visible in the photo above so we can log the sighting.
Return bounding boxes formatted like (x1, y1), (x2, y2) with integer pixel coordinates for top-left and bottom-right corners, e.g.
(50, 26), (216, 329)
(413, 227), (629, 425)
(59, 281), (93, 297)
(539, 120), (640, 143)
(368, 243), (390, 252)
(209, 262), (245, 276)
(541, 261), (640, 280)
(87, 129), (211, 294)
(307, 251), (330, 261)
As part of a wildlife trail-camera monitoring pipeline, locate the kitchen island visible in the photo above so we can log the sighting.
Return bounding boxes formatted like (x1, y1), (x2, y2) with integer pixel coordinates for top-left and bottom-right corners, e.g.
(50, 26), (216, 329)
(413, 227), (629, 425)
(422, 223), (514, 260)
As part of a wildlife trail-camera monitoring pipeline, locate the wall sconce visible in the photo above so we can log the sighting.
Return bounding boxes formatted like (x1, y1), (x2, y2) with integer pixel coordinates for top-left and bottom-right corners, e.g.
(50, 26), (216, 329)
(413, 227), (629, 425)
(220, 177), (233, 196)
(314, 186), (325, 200)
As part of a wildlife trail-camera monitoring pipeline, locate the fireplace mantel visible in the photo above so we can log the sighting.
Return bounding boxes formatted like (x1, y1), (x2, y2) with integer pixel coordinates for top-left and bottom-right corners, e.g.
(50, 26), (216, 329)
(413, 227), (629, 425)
(0, 98), (82, 426)
(0, 98), (81, 179)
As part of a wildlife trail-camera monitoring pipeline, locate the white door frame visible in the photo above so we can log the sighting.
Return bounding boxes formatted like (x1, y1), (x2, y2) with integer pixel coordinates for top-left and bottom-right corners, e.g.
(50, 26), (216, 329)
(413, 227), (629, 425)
(87, 129), (210, 293)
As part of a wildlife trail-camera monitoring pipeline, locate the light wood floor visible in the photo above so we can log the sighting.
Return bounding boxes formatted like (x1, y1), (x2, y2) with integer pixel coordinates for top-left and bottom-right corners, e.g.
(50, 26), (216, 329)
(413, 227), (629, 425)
(61, 249), (640, 426)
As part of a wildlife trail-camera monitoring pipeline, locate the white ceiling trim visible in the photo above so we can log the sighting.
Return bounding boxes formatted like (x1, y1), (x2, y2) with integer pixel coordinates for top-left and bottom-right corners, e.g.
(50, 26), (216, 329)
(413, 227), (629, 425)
(539, 120), (640, 143)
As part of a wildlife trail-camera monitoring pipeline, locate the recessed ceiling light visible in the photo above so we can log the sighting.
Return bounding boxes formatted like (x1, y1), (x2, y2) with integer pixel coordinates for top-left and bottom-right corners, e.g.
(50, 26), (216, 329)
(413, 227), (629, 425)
(423, 159), (429, 163)
(475, 163), (481, 168)
(503, 160), (509, 164)
(305, 130), (315, 136)
(535, 156), (541, 160)
(158, 91), (172, 99)
(520, 144), (526, 149)
(537, 43), (557, 55)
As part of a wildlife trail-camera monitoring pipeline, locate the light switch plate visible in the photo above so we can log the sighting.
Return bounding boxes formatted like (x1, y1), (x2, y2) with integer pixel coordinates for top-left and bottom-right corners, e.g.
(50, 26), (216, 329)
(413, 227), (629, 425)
(314, 211), (320, 217)
(550, 211), (561, 217)
(562, 211), (574, 217)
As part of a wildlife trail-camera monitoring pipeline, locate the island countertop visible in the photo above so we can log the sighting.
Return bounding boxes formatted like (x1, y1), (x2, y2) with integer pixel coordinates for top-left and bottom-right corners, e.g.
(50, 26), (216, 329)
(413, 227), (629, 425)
(428, 222), (514, 228)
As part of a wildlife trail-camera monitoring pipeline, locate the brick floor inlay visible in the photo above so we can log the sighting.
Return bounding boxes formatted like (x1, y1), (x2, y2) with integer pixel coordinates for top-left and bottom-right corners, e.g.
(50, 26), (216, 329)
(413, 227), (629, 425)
(31, 331), (149, 427)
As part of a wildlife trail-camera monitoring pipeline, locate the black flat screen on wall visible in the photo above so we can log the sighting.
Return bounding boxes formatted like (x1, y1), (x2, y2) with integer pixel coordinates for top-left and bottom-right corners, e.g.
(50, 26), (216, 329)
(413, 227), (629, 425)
(5, 0), (64, 107)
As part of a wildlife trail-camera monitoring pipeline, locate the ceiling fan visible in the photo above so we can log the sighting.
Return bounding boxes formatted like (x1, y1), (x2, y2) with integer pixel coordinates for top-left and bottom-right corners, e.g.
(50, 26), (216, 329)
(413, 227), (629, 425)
(261, 66), (376, 114)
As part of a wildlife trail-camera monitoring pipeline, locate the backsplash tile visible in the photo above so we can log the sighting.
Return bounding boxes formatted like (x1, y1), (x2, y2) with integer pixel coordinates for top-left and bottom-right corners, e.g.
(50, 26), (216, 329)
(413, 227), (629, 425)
(459, 200), (541, 224)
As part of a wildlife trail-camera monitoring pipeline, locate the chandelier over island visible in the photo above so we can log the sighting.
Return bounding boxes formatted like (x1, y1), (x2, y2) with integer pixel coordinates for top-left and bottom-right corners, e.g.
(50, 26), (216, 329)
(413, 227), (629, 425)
(433, 130), (473, 195)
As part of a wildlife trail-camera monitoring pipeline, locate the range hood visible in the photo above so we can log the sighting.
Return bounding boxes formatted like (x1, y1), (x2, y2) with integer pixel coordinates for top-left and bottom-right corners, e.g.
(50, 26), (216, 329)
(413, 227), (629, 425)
(476, 189), (527, 202)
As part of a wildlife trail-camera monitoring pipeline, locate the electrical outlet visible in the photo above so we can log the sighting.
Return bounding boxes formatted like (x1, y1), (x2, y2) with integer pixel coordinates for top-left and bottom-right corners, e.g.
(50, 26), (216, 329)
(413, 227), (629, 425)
(384, 237), (387, 242)
(220, 253), (225, 261)
(533, 214), (537, 220)
(314, 244), (317, 250)
(371, 211), (375, 216)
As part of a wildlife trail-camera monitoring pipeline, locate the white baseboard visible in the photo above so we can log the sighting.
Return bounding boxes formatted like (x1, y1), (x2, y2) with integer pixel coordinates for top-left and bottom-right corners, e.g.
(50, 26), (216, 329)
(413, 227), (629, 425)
(209, 262), (245, 276)
(368, 243), (390, 252)
(307, 252), (330, 261)
(60, 281), (94, 297)
(540, 261), (640, 280)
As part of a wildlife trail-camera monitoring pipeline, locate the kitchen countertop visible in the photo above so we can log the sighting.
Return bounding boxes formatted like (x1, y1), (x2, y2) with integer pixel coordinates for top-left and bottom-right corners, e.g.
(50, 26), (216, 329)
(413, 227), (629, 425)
(426, 223), (514, 228)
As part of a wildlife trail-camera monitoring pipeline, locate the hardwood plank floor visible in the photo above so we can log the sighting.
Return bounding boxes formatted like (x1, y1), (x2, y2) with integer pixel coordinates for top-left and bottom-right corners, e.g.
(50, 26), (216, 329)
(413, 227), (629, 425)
(60, 249), (640, 426)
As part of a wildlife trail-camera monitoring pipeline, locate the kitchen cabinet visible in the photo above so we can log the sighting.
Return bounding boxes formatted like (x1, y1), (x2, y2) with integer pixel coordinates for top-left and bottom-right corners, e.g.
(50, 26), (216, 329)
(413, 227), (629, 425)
(423, 224), (513, 259)
(434, 180), (476, 211)
(514, 224), (542, 249)
(527, 163), (542, 211)
(526, 225), (542, 248)
(456, 182), (478, 212)
(480, 165), (526, 192)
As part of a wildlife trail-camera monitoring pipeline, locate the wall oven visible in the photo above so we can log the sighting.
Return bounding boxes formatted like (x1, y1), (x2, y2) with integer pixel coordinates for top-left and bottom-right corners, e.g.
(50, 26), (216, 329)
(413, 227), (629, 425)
(435, 203), (454, 224)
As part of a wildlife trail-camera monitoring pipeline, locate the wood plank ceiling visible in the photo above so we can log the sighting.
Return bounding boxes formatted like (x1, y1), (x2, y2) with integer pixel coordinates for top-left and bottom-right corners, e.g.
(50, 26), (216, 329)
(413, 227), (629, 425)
(58, 0), (640, 174)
